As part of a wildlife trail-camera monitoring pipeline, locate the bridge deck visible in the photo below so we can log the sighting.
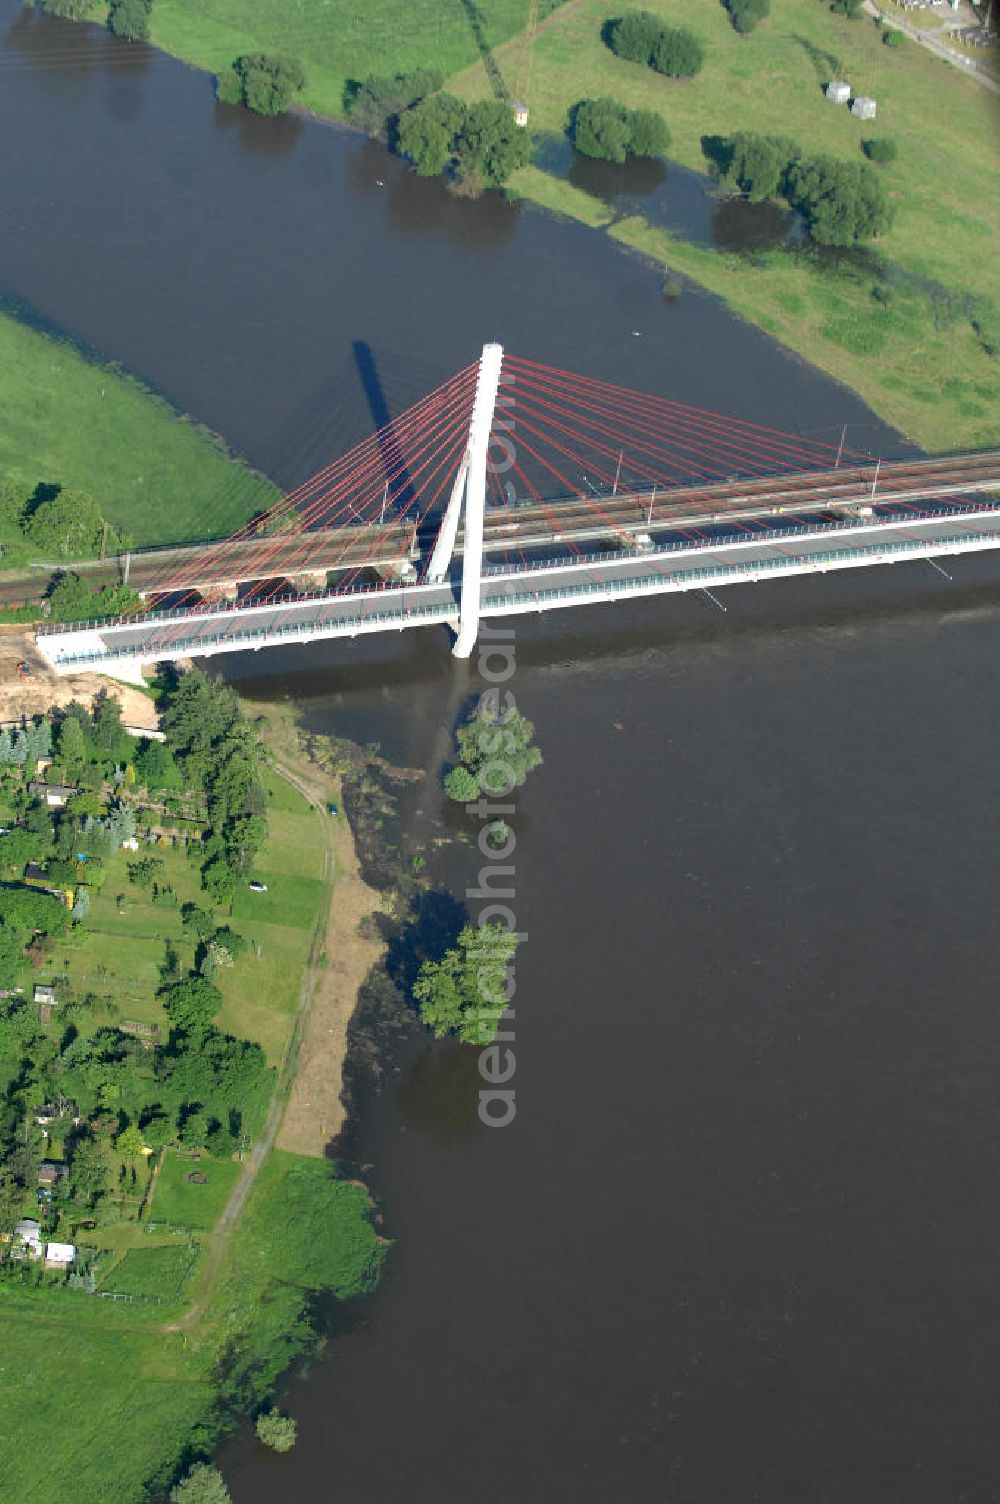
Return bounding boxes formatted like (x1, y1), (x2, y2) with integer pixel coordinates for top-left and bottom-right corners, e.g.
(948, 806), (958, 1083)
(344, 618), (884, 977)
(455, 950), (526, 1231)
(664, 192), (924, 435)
(37, 507), (1000, 678)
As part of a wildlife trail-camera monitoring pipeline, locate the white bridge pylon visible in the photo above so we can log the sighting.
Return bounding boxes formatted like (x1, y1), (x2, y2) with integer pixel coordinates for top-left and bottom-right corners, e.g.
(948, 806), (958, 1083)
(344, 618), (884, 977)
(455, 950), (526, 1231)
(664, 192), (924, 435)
(427, 341), (505, 658)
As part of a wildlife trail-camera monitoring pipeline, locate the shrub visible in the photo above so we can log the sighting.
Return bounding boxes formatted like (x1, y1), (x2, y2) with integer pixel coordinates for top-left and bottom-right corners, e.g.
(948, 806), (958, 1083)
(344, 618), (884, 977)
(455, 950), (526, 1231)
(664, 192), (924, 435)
(829, 0), (863, 15)
(862, 136), (898, 164)
(107, 0), (151, 41)
(723, 0), (769, 32)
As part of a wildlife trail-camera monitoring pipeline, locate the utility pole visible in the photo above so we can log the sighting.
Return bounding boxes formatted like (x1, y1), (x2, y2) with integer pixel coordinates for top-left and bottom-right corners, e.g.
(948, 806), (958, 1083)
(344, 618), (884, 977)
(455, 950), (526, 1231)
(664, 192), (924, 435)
(379, 481), (389, 525)
(647, 486), (656, 526)
(613, 450), (624, 496)
(870, 457), (881, 501)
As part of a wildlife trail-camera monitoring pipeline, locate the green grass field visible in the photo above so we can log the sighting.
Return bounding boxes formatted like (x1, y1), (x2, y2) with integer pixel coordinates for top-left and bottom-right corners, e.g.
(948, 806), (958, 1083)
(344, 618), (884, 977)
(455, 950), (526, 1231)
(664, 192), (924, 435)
(100, 1241), (199, 1297)
(448, 0), (1000, 451)
(151, 0), (558, 119)
(150, 1148), (241, 1229)
(0, 312), (277, 548)
(40, 765), (324, 1062)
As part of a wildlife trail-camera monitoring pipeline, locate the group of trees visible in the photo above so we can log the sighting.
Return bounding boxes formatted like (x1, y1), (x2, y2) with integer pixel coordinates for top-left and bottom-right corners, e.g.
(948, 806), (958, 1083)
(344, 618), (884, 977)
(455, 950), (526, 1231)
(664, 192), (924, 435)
(605, 10), (706, 78)
(444, 701), (542, 803)
(711, 131), (895, 246)
(396, 95), (532, 190)
(47, 571), (141, 625)
(161, 670), (267, 903)
(216, 54), (306, 117)
(346, 68), (443, 139)
(414, 922), (518, 1045)
(722, 0), (770, 34)
(0, 479), (131, 567)
(569, 97), (669, 163)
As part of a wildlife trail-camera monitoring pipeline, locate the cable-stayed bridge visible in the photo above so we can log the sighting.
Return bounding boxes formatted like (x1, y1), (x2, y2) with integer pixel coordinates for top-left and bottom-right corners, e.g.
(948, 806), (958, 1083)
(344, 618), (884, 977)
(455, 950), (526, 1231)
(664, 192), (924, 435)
(36, 346), (1000, 683)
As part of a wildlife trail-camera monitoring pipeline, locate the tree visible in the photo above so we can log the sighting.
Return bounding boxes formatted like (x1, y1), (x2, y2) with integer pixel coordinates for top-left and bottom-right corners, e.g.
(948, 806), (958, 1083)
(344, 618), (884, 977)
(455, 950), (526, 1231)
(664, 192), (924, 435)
(26, 489), (104, 560)
(180, 1110), (209, 1148)
(115, 1123), (147, 1158)
(569, 97), (632, 163)
(69, 1137), (110, 1206)
(182, 904), (217, 943)
(723, 0), (769, 32)
(92, 694), (131, 762)
(443, 766), (480, 803)
(627, 108), (670, 158)
(202, 857), (237, 905)
(346, 68), (443, 137)
(569, 99), (668, 162)
(454, 100), (532, 188)
(170, 1465), (232, 1504)
(862, 136), (898, 164)
(128, 857), (165, 888)
(40, 0), (91, 16)
(606, 10), (664, 63)
(786, 155), (894, 245)
(722, 132), (801, 201)
(830, 0), (863, 15)
(135, 738), (182, 791)
(651, 27), (705, 78)
(108, 0), (150, 40)
(0, 828), (44, 872)
(160, 975), (224, 1036)
(456, 704), (542, 793)
(396, 93), (466, 177)
(56, 715), (87, 782)
(414, 923), (518, 1045)
(217, 54), (306, 116)
(256, 1410), (298, 1452)
(0, 921), (24, 990)
(0, 1168), (24, 1240)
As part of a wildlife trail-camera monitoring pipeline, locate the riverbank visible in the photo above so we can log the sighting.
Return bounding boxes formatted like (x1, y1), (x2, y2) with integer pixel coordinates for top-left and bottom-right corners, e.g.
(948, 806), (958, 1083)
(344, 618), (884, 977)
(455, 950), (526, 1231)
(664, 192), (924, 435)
(83, 0), (996, 453)
(0, 307), (276, 547)
(0, 682), (386, 1503)
(454, 0), (999, 453)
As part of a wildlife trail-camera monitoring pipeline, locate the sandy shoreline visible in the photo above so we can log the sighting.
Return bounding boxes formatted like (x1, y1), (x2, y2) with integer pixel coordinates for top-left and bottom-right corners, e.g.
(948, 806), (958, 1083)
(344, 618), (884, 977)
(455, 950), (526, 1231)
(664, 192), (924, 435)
(273, 762), (385, 1158)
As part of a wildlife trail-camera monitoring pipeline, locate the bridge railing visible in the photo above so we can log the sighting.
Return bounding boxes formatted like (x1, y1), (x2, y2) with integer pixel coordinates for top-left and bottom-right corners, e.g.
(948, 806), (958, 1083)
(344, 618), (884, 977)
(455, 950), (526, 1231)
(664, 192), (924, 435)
(39, 509), (1000, 651)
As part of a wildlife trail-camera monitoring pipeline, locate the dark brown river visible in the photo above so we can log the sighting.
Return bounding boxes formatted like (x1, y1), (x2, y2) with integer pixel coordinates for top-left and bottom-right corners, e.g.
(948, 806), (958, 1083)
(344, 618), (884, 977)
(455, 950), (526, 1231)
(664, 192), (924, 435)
(3, 5), (1000, 1500)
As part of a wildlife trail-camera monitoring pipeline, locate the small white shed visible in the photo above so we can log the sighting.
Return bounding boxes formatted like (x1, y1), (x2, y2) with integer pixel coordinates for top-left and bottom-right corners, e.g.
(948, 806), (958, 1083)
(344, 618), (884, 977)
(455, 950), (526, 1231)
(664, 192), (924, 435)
(851, 96), (877, 119)
(826, 80), (851, 103)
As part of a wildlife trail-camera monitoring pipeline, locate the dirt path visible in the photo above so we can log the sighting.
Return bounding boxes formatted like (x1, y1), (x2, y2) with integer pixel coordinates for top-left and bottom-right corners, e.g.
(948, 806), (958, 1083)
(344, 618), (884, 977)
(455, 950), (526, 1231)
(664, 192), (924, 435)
(163, 749), (381, 1330)
(277, 777), (384, 1157)
(163, 759), (336, 1332)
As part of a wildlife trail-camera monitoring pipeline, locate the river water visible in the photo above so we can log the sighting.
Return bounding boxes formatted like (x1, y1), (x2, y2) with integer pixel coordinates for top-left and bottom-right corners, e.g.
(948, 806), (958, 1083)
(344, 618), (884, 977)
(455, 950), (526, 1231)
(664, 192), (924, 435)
(4, 5), (1000, 1501)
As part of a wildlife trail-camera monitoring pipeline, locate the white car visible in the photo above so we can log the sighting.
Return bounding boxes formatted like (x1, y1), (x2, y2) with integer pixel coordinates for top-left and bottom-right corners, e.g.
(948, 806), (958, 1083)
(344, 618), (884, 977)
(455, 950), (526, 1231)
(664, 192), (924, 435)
(248, 881), (268, 893)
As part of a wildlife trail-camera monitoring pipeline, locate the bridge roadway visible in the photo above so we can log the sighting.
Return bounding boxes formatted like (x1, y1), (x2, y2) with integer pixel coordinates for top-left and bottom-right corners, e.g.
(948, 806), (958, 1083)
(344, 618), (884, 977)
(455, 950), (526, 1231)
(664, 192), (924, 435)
(37, 505), (1000, 679)
(126, 449), (1000, 596)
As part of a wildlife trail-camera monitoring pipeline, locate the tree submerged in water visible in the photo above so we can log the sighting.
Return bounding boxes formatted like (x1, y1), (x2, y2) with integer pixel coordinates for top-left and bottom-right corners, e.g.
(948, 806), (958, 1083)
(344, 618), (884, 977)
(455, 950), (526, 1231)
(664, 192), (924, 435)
(451, 702), (542, 797)
(255, 1408), (298, 1452)
(414, 922), (518, 1044)
(170, 1463), (231, 1504)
